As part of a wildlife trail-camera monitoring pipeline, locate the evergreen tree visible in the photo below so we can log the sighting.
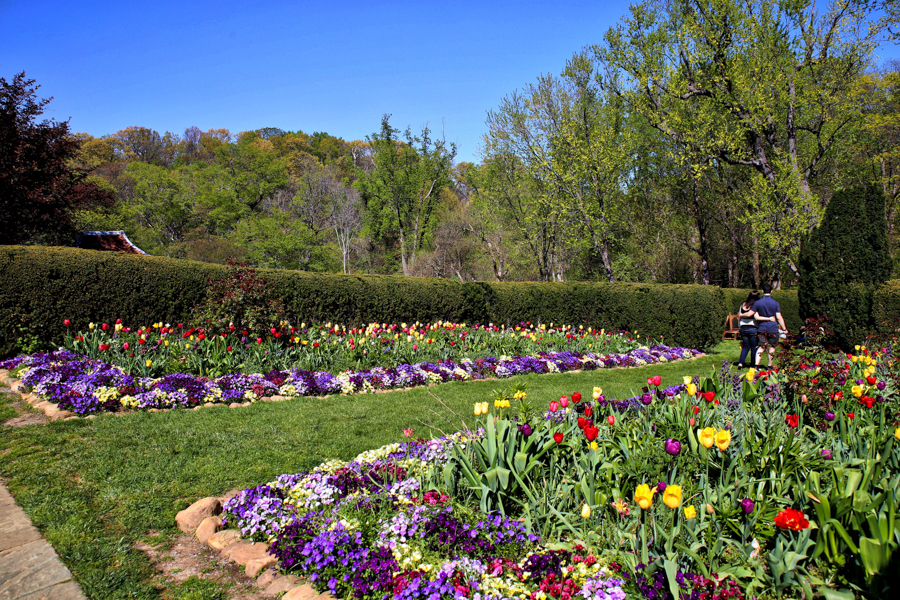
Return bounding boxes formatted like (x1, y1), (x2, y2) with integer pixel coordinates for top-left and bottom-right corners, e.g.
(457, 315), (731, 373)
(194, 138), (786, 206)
(798, 183), (891, 348)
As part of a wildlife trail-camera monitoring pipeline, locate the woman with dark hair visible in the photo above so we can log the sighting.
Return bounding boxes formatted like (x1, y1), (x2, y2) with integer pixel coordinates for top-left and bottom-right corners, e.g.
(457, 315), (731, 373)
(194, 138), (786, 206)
(736, 291), (774, 368)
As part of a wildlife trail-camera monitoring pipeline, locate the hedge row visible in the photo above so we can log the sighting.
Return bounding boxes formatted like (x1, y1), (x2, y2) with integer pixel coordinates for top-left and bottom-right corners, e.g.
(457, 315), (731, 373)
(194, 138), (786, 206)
(720, 288), (802, 333)
(6, 246), (885, 359)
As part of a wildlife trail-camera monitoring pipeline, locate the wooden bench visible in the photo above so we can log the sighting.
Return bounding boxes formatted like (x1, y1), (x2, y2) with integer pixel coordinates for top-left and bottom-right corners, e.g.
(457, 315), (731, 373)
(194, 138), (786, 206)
(722, 314), (740, 340)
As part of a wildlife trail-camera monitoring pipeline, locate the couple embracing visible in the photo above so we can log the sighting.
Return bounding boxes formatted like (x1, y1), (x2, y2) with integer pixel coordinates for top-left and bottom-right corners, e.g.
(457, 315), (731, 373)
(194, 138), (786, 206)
(736, 284), (788, 369)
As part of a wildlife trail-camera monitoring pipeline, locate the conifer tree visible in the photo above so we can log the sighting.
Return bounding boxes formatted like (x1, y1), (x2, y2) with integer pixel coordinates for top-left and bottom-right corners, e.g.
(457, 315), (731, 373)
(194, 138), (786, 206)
(798, 183), (890, 348)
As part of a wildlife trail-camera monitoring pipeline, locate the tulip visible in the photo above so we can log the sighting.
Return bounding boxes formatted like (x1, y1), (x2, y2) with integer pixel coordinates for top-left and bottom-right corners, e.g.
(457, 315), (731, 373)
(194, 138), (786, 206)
(634, 484), (655, 510)
(589, 442), (598, 450)
(665, 439), (681, 456)
(584, 405), (593, 417)
(553, 432), (564, 443)
(683, 376), (692, 385)
(706, 503), (715, 515)
(592, 387), (603, 400)
(852, 385), (863, 397)
(848, 412), (855, 419)
(746, 368), (756, 381)
(698, 427), (716, 449)
(145, 359), (152, 368)
(740, 498), (754, 514)
(715, 429), (731, 451)
(89, 323), (95, 330)
(518, 423), (533, 437)
(689, 416), (695, 427)
(703, 391), (715, 403)
(63, 319), (70, 326)
(549, 400), (559, 413)
(683, 505), (697, 520)
(226, 346), (232, 352)
(894, 428), (900, 440)
(572, 392), (582, 403)
(581, 504), (591, 519)
(657, 481), (667, 493)
(584, 425), (599, 441)
(102, 323), (109, 331)
(607, 415), (615, 426)
(825, 412), (835, 421)
(686, 383), (697, 396)
(560, 396), (569, 408)
(663, 485), (682, 509)
(821, 449), (832, 459)
(866, 375), (877, 385)
(123, 342), (129, 350)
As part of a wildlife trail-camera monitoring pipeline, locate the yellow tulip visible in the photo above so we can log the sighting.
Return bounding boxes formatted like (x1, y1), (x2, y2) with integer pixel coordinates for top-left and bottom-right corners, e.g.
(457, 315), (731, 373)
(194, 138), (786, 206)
(715, 429), (732, 451)
(663, 485), (682, 509)
(684, 505), (697, 519)
(895, 428), (900, 440)
(145, 359), (152, 367)
(589, 442), (599, 450)
(164, 340), (169, 346)
(683, 376), (692, 385)
(852, 385), (863, 398)
(592, 386), (603, 400)
(698, 427), (716, 449)
(89, 323), (95, 330)
(581, 504), (592, 519)
(855, 345), (861, 351)
(746, 368), (756, 381)
(686, 383), (697, 396)
(634, 484), (656, 510)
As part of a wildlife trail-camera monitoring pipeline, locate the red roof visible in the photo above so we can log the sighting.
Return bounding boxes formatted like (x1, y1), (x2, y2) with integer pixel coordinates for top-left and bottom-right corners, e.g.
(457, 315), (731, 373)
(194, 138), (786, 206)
(76, 231), (147, 255)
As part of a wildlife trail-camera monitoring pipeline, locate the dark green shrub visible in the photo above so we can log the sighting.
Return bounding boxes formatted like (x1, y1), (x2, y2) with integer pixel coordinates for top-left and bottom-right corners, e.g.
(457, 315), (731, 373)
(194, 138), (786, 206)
(873, 278), (900, 334)
(798, 183), (892, 349)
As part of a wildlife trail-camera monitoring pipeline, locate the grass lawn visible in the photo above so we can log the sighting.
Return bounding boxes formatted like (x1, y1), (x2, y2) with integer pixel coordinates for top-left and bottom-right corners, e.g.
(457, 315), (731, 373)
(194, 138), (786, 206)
(0, 342), (741, 600)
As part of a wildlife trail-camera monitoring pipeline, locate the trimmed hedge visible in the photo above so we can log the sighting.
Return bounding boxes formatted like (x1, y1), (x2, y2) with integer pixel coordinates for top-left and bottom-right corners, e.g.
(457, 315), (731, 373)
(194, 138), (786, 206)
(0, 246), (808, 357)
(873, 279), (900, 331)
(721, 288), (801, 333)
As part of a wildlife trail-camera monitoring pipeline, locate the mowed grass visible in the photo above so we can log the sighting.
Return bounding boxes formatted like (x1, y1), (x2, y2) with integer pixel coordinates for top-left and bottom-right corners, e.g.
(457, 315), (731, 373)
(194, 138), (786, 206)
(0, 342), (740, 600)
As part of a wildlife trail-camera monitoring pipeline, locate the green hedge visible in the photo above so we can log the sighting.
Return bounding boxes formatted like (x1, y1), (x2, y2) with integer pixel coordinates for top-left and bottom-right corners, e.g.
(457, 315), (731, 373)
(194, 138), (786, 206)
(873, 279), (900, 331)
(721, 289), (802, 333)
(0, 246), (753, 357)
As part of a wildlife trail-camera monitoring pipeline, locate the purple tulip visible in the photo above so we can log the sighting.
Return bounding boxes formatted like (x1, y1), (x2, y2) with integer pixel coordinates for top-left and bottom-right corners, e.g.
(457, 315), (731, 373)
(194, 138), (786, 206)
(877, 381), (886, 391)
(822, 449), (832, 459)
(657, 481), (667, 493)
(641, 393), (653, 405)
(825, 412), (835, 422)
(740, 498), (754, 514)
(665, 439), (682, 456)
(518, 423), (533, 437)
(856, 379), (864, 386)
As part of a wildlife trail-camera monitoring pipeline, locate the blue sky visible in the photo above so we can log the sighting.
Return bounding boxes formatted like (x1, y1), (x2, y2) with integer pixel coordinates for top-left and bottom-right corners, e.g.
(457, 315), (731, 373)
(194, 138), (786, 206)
(2, 0), (897, 164)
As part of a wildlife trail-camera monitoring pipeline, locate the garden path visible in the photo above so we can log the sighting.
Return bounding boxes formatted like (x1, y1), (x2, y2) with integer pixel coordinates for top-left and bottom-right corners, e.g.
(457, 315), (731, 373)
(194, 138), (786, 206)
(0, 481), (86, 600)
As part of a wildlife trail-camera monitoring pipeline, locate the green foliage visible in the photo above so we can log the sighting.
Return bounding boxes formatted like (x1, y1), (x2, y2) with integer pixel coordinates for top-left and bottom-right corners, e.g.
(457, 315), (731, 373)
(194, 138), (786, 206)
(799, 184), (892, 349)
(189, 259), (289, 338)
(873, 279), (900, 333)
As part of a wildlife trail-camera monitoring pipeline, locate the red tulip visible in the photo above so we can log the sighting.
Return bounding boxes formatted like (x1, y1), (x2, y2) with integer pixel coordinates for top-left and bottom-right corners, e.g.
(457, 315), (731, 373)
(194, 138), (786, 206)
(63, 319), (70, 326)
(577, 417), (588, 429)
(115, 318), (122, 324)
(866, 375), (876, 385)
(689, 417), (695, 426)
(549, 401), (559, 413)
(584, 425), (599, 441)
(560, 396), (569, 408)
(123, 342), (129, 350)
(101, 323), (109, 331)
(553, 432), (564, 443)
(256, 337), (263, 344)
(704, 391), (716, 403)
(649, 375), (662, 387)
(584, 405), (593, 417)
(572, 392), (582, 403)
(847, 412), (855, 420)
(99, 343), (109, 351)
(607, 415), (615, 426)
(226, 346), (232, 352)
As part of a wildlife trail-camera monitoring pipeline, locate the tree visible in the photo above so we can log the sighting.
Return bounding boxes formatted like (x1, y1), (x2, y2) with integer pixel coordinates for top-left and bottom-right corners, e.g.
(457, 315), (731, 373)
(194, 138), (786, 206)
(354, 115), (456, 276)
(798, 183), (891, 347)
(0, 72), (112, 245)
(599, 0), (896, 278)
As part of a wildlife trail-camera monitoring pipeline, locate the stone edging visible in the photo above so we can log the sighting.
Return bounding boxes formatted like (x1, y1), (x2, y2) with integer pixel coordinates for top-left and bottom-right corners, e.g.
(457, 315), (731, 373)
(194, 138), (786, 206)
(175, 495), (333, 600)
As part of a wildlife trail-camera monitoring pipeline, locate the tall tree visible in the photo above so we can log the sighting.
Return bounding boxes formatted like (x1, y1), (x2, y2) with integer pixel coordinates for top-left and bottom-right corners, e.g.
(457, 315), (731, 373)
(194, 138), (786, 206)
(354, 115), (456, 276)
(0, 72), (111, 245)
(599, 0), (896, 278)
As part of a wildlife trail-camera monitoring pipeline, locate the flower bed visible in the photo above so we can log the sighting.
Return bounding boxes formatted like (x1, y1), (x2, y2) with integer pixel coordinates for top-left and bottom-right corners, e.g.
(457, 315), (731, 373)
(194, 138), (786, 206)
(212, 346), (900, 599)
(0, 345), (700, 415)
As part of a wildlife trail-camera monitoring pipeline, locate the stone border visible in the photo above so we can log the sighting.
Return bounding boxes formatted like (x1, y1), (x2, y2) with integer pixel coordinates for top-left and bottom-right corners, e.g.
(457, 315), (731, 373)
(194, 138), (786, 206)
(175, 495), (333, 600)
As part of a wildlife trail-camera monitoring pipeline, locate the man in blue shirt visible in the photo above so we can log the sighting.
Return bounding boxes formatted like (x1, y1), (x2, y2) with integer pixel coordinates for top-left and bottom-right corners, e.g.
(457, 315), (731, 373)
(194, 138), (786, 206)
(753, 284), (788, 368)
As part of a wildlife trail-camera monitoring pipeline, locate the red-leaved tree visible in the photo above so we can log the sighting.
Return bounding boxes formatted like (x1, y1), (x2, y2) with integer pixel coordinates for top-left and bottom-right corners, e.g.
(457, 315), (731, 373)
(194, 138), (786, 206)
(0, 71), (112, 245)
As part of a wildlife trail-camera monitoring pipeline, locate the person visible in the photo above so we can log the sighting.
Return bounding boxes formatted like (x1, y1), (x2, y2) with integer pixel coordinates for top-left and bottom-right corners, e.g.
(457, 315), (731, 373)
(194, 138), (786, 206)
(753, 284), (788, 368)
(736, 291), (772, 368)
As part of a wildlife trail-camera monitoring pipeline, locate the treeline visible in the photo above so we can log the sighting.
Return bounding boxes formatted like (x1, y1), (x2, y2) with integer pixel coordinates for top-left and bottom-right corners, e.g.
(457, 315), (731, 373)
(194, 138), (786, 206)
(14, 0), (900, 287)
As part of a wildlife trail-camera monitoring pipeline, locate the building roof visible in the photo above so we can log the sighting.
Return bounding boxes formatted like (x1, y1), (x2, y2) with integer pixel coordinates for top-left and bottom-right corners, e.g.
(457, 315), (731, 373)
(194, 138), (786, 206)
(76, 231), (148, 255)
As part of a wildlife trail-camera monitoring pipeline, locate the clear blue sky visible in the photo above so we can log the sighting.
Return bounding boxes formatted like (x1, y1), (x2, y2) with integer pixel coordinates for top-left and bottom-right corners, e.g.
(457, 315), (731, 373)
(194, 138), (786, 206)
(2, 0), (897, 164)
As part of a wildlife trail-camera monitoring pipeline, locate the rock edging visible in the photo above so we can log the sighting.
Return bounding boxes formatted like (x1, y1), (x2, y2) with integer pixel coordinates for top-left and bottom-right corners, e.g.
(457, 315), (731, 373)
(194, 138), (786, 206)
(176, 494), (334, 600)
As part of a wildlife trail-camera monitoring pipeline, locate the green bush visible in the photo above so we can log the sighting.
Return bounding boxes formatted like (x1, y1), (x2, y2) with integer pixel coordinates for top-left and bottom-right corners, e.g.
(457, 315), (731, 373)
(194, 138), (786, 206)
(0, 246), (741, 357)
(798, 183), (891, 349)
(873, 278), (900, 332)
